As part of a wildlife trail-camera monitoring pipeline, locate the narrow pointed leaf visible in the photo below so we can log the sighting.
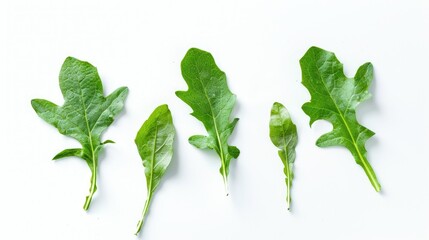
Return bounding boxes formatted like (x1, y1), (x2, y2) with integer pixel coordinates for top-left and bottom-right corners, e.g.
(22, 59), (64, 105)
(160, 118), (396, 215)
(176, 48), (239, 194)
(300, 46), (380, 191)
(102, 140), (115, 145)
(134, 104), (175, 235)
(52, 148), (83, 160)
(269, 102), (298, 210)
(31, 57), (128, 210)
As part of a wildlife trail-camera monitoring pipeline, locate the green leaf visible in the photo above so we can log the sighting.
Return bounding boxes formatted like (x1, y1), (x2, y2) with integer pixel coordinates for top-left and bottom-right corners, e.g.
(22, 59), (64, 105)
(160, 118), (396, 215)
(188, 135), (215, 149)
(102, 139), (115, 145)
(176, 48), (239, 194)
(31, 57), (128, 210)
(269, 102), (298, 210)
(300, 46), (380, 192)
(134, 104), (175, 235)
(52, 148), (83, 160)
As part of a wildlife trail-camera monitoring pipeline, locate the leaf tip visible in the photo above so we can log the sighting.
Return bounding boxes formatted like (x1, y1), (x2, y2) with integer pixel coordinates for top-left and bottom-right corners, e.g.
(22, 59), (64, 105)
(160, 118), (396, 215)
(308, 45), (322, 52)
(175, 90), (185, 99)
(65, 56), (77, 61)
(102, 140), (115, 145)
(156, 103), (169, 112)
(121, 86), (130, 95)
(30, 98), (43, 111)
(30, 99), (37, 110)
(186, 47), (206, 55)
(52, 153), (61, 161)
(272, 101), (286, 111)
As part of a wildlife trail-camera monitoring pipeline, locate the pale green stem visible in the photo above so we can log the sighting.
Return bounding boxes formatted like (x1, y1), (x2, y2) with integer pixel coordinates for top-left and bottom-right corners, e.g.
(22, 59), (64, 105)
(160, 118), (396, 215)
(135, 193), (152, 235)
(286, 177), (291, 211)
(83, 168), (97, 211)
(222, 173), (229, 196)
(283, 150), (291, 211)
(360, 156), (381, 192)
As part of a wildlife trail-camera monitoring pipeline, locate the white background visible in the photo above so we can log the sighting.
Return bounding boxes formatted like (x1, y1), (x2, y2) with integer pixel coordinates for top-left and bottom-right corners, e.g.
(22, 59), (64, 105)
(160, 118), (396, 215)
(1, 0), (428, 239)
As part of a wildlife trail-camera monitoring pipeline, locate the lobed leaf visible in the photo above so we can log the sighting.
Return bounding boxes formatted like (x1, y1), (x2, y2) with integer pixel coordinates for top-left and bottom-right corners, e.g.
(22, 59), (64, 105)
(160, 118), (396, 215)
(31, 57), (128, 210)
(176, 48), (239, 194)
(300, 46), (380, 191)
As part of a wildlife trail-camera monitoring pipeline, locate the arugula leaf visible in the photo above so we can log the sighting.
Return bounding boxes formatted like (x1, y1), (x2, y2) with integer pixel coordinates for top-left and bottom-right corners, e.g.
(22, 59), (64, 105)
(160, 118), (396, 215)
(176, 48), (239, 194)
(31, 57), (128, 210)
(300, 46), (381, 192)
(269, 102), (298, 210)
(134, 104), (175, 235)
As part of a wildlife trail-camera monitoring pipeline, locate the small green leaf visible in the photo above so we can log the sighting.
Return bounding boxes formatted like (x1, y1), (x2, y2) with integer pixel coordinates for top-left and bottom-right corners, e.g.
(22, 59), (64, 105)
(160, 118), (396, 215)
(31, 57), (128, 210)
(52, 148), (83, 160)
(228, 146), (240, 159)
(189, 135), (215, 149)
(134, 104), (175, 235)
(269, 102), (298, 210)
(300, 46), (381, 192)
(176, 48), (239, 194)
(102, 140), (115, 145)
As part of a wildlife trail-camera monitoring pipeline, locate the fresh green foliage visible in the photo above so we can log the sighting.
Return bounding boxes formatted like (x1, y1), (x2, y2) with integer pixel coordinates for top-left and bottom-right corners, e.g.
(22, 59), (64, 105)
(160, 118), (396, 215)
(134, 104), (175, 235)
(176, 48), (239, 194)
(31, 57), (128, 210)
(269, 102), (298, 210)
(300, 46), (380, 191)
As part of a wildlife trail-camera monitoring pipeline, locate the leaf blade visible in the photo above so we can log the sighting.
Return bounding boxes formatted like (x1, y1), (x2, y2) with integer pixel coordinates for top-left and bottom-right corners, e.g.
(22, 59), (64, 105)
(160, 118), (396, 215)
(300, 46), (380, 192)
(31, 57), (128, 210)
(269, 102), (298, 210)
(176, 48), (239, 192)
(134, 104), (175, 235)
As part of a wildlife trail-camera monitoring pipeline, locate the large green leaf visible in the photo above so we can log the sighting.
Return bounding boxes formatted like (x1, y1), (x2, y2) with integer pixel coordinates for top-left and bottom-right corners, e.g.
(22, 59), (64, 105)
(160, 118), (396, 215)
(269, 102), (298, 210)
(176, 48), (239, 194)
(31, 57), (128, 210)
(134, 104), (175, 235)
(300, 46), (380, 192)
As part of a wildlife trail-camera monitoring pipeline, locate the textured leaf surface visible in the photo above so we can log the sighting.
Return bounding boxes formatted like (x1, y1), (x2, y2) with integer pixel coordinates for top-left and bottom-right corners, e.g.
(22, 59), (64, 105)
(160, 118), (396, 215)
(31, 57), (128, 210)
(134, 104), (175, 235)
(300, 46), (380, 191)
(269, 102), (298, 210)
(176, 48), (239, 193)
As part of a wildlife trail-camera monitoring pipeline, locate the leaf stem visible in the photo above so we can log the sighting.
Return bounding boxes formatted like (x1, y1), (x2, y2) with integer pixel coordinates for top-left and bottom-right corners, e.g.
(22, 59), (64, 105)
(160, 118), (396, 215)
(83, 168), (97, 211)
(285, 168), (291, 210)
(222, 173), (229, 196)
(219, 151), (230, 196)
(135, 194), (152, 235)
(282, 149), (291, 210)
(360, 156), (381, 192)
